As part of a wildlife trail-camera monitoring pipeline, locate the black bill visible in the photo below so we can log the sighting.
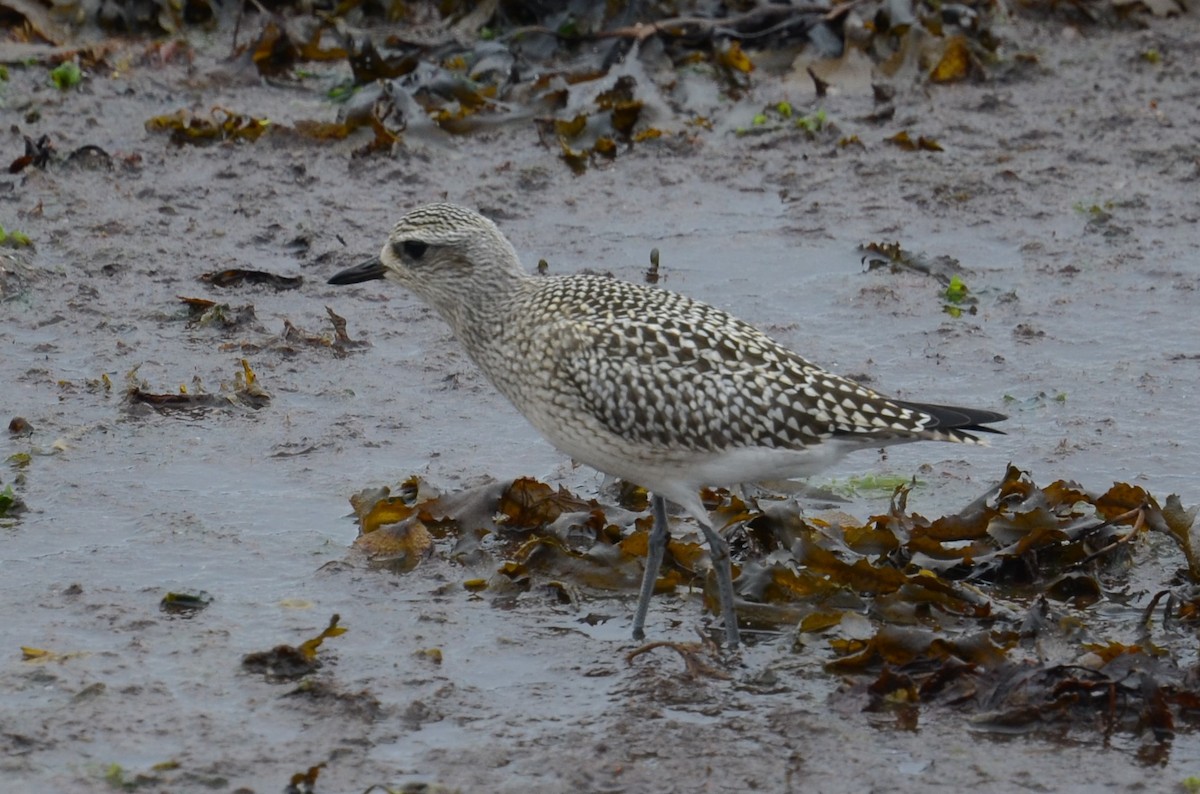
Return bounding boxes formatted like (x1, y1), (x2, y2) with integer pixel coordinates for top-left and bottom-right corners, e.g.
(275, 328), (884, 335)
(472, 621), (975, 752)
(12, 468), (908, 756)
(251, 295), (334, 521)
(328, 256), (387, 285)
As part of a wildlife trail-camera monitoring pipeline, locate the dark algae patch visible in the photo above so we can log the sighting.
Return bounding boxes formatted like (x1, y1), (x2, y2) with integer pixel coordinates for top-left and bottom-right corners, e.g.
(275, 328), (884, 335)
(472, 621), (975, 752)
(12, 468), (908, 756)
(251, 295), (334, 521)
(340, 465), (1200, 741)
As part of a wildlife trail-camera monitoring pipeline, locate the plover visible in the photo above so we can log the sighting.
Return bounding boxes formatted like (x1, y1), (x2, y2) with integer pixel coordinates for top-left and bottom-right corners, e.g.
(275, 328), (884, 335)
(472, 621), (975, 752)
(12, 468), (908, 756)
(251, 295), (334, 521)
(329, 203), (1006, 647)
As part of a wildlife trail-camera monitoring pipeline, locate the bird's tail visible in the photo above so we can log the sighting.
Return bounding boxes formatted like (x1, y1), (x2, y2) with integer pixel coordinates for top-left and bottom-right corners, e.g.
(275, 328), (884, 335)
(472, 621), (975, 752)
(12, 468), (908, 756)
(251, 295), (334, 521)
(892, 400), (1008, 445)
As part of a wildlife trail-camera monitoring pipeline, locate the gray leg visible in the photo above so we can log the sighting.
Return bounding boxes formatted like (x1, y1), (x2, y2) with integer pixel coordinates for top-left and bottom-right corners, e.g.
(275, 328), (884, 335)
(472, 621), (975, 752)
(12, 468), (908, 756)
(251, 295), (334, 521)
(696, 520), (741, 648)
(632, 494), (670, 641)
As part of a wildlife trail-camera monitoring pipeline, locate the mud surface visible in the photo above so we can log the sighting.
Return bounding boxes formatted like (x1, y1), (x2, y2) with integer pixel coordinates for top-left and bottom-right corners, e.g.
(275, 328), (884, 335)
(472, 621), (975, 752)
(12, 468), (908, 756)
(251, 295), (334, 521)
(3, 11), (1200, 793)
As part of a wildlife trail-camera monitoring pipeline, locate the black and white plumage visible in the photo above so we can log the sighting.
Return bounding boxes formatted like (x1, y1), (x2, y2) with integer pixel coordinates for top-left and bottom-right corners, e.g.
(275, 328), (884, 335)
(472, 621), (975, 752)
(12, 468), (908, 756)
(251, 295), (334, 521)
(329, 203), (1006, 647)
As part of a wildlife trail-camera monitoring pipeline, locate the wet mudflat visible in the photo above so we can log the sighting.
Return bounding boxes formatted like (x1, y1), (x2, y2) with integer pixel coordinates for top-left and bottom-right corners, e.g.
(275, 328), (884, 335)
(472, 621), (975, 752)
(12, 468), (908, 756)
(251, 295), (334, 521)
(2, 4), (1200, 792)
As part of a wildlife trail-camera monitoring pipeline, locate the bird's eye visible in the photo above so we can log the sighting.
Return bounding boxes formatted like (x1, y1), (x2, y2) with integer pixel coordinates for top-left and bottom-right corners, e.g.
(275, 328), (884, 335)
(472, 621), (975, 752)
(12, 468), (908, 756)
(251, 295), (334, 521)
(398, 240), (428, 261)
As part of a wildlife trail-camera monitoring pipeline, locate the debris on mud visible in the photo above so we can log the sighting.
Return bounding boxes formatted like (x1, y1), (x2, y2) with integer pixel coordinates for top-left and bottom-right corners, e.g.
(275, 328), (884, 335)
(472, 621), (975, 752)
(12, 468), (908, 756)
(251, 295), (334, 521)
(125, 359), (270, 411)
(886, 130), (945, 152)
(200, 269), (302, 290)
(626, 633), (732, 680)
(9, 0), (1173, 174)
(283, 762), (327, 794)
(338, 464), (1200, 739)
(0, 481), (26, 521)
(178, 296), (259, 330)
(145, 107), (271, 145)
(159, 590), (212, 616)
(8, 134), (54, 174)
(242, 614), (346, 683)
(860, 241), (967, 285)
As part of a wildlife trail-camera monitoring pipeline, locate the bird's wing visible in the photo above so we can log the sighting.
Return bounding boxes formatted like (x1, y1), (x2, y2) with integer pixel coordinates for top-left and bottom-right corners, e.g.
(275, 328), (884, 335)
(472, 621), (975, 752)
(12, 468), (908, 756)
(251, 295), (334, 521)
(536, 289), (955, 453)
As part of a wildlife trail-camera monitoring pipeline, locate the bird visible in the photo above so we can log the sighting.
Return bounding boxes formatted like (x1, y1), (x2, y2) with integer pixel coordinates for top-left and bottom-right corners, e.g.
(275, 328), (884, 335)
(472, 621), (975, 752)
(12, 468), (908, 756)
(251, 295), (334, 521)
(328, 203), (1006, 648)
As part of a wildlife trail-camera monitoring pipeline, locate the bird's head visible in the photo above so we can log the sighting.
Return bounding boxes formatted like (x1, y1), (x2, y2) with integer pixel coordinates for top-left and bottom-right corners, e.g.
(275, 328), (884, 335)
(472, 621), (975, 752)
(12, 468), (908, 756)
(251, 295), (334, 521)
(328, 203), (527, 314)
